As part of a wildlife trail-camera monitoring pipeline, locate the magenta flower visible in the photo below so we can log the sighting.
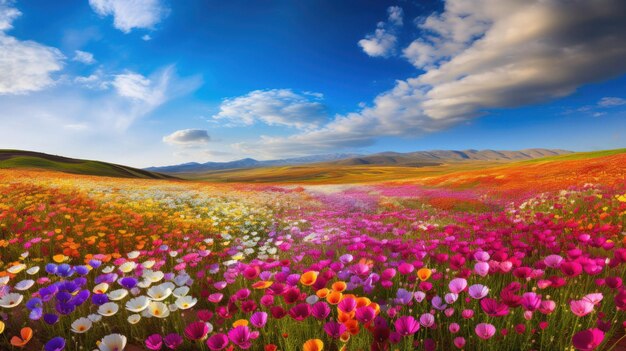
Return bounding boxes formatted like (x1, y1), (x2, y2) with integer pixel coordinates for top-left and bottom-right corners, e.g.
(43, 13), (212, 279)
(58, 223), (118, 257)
(561, 262), (583, 277)
(572, 328), (604, 350)
(480, 298), (509, 317)
(250, 311), (268, 328)
(474, 262), (490, 276)
(163, 334), (183, 350)
(394, 316), (420, 336)
(311, 301), (331, 320)
(475, 323), (496, 339)
(324, 321), (347, 338)
(288, 303), (312, 321)
(206, 333), (229, 351)
(453, 337), (466, 349)
(228, 326), (254, 349)
(355, 306), (376, 324)
(448, 278), (467, 294)
(145, 334), (163, 350)
(419, 313), (435, 328)
(184, 322), (209, 341)
(544, 254), (563, 268)
(338, 297), (357, 313)
(521, 292), (542, 311)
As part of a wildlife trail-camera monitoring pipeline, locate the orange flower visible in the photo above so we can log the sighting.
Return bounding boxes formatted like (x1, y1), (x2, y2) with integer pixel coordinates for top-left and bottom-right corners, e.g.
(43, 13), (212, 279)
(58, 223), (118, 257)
(10, 327), (33, 348)
(300, 271), (318, 286)
(340, 331), (351, 343)
(332, 281), (347, 292)
(345, 319), (360, 335)
(316, 288), (330, 298)
(337, 310), (354, 323)
(326, 291), (343, 305)
(252, 281), (274, 289)
(303, 339), (324, 351)
(417, 268), (432, 281)
(233, 319), (249, 327)
(356, 297), (371, 308)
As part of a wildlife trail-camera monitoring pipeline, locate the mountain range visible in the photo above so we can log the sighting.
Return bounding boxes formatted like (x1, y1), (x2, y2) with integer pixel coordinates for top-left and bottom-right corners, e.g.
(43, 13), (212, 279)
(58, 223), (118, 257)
(145, 148), (573, 173)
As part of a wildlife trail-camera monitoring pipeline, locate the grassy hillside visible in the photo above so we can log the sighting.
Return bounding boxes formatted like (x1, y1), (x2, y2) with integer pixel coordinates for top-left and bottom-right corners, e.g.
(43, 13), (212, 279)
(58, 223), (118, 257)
(180, 149), (626, 184)
(0, 150), (175, 179)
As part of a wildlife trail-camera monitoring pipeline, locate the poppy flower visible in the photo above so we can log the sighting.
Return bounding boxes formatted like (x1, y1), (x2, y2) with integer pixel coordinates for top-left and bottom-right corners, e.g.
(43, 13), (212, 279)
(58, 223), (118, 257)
(185, 321), (210, 341)
(44, 337), (65, 351)
(145, 334), (163, 350)
(394, 316), (420, 336)
(303, 339), (323, 351)
(572, 328), (604, 350)
(206, 333), (229, 350)
(97, 333), (127, 351)
(475, 323), (496, 339)
(300, 271), (318, 286)
(10, 327), (33, 347)
(417, 268), (432, 281)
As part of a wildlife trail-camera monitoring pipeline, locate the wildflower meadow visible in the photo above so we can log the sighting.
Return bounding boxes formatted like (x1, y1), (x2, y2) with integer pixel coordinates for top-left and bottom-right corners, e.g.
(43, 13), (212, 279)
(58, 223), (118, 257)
(0, 156), (625, 351)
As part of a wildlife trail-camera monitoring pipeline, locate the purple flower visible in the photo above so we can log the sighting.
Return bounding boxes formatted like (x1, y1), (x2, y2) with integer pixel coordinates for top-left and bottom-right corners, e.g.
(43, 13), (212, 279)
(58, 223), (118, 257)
(44, 337), (65, 351)
(75, 266), (89, 276)
(395, 288), (413, 305)
(119, 277), (138, 289)
(394, 316), (420, 336)
(420, 313), (435, 328)
(92, 293), (109, 306)
(43, 313), (59, 325)
(45, 263), (58, 275)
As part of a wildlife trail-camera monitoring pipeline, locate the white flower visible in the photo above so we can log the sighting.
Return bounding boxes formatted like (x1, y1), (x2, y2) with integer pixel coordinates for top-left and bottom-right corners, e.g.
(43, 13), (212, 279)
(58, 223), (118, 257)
(175, 295), (197, 310)
(98, 302), (119, 316)
(14, 279), (34, 291)
(143, 270), (164, 283)
(173, 286), (190, 298)
(127, 314), (141, 324)
(88, 314), (103, 322)
(118, 262), (137, 273)
(147, 285), (172, 301)
(0, 293), (23, 308)
(71, 317), (93, 333)
(7, 264), (26, 274)
(148, 301), (170, 318)
(102, 266), (115, 273)
(125, 296), (151, 312)
(98, 333), (127, 351)
(93, 283), (110, 294)
(26, 266), (40, 275)
(108, 289), (129, 301)
(127, 251), (140, 259)
(142, 260), (156, 269)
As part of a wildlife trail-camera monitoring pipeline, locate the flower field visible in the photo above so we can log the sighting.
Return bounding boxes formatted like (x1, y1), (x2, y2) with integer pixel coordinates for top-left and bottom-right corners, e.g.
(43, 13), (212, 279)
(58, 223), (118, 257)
(0, 154), (625, 351)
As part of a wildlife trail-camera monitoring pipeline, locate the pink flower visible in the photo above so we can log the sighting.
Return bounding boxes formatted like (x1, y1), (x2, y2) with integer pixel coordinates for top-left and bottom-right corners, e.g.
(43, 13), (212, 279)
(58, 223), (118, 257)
(250, 311), (268, 328)
(544, 255), (563, 268)
(355, 306), (376, 324)
(163, 334), (183, 350)
(184, 322), (209, 341)
(480, 298), (509, 317)
(468, 284), (489, 299)
(394, 316), (420, 336)
(475, 323), (496, 339)
(570, 300), (594, 317)
(145, 334), (162, 350)
(572, 328), (604, 350)
(419, 313), (435, 328)
(474, 262), (490, 276)
(449, 323), (460, 333)
(454, 337), (466, 348)
(228, 326), (256, 349)
(398, 263), (414, 275)
(448, 278), (467, 294)
(582, 293), (603, 305)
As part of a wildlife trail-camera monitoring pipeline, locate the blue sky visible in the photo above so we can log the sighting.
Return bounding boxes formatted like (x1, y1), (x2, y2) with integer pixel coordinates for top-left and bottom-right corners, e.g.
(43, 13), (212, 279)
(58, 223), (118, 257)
(0, 0), (625, 167)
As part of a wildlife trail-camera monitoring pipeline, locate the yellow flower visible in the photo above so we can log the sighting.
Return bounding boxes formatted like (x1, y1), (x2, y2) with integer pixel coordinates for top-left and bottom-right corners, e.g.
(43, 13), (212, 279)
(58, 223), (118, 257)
(0, 320), (4, 334)
(233, 319), (249, 327)
(53, 254), (67, 263)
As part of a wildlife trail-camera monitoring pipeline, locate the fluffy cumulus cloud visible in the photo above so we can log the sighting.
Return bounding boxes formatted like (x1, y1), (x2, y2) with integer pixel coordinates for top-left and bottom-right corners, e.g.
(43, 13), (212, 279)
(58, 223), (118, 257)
(358, 6), (404, 57)
(213, 89), (328, 129)
(240, 0), (626, 157)
(0, 0), (64, 95)
(73, 50), (95, 64)
(163, 129), (210, 146)
(89, 0), (168, 33)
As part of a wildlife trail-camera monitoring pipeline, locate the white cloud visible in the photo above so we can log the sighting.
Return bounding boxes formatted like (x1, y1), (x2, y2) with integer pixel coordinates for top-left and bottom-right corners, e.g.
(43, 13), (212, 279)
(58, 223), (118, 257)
(89, 0), (168, 33)
(163, 129), (210, 146)
(358, 6), (404, 58)
(111, 66), (202, 129)
(240, 0), (626, 158)
(213, 89), (328, 129)
(0, 0), (20, 31)
(598, 97), (626, 107)
(0, 1), (64, 95)
(141, 34), (152, 41)
(73, 50), (96, 64)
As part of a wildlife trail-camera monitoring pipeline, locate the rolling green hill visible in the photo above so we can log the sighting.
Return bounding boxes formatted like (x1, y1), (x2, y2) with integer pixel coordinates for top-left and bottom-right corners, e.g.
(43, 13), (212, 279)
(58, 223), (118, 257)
(0, 150), (176, 179)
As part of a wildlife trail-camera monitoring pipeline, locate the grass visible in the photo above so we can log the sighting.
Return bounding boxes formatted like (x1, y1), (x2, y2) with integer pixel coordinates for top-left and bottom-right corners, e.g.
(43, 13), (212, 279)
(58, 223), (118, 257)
(0, 151), (174, 179)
